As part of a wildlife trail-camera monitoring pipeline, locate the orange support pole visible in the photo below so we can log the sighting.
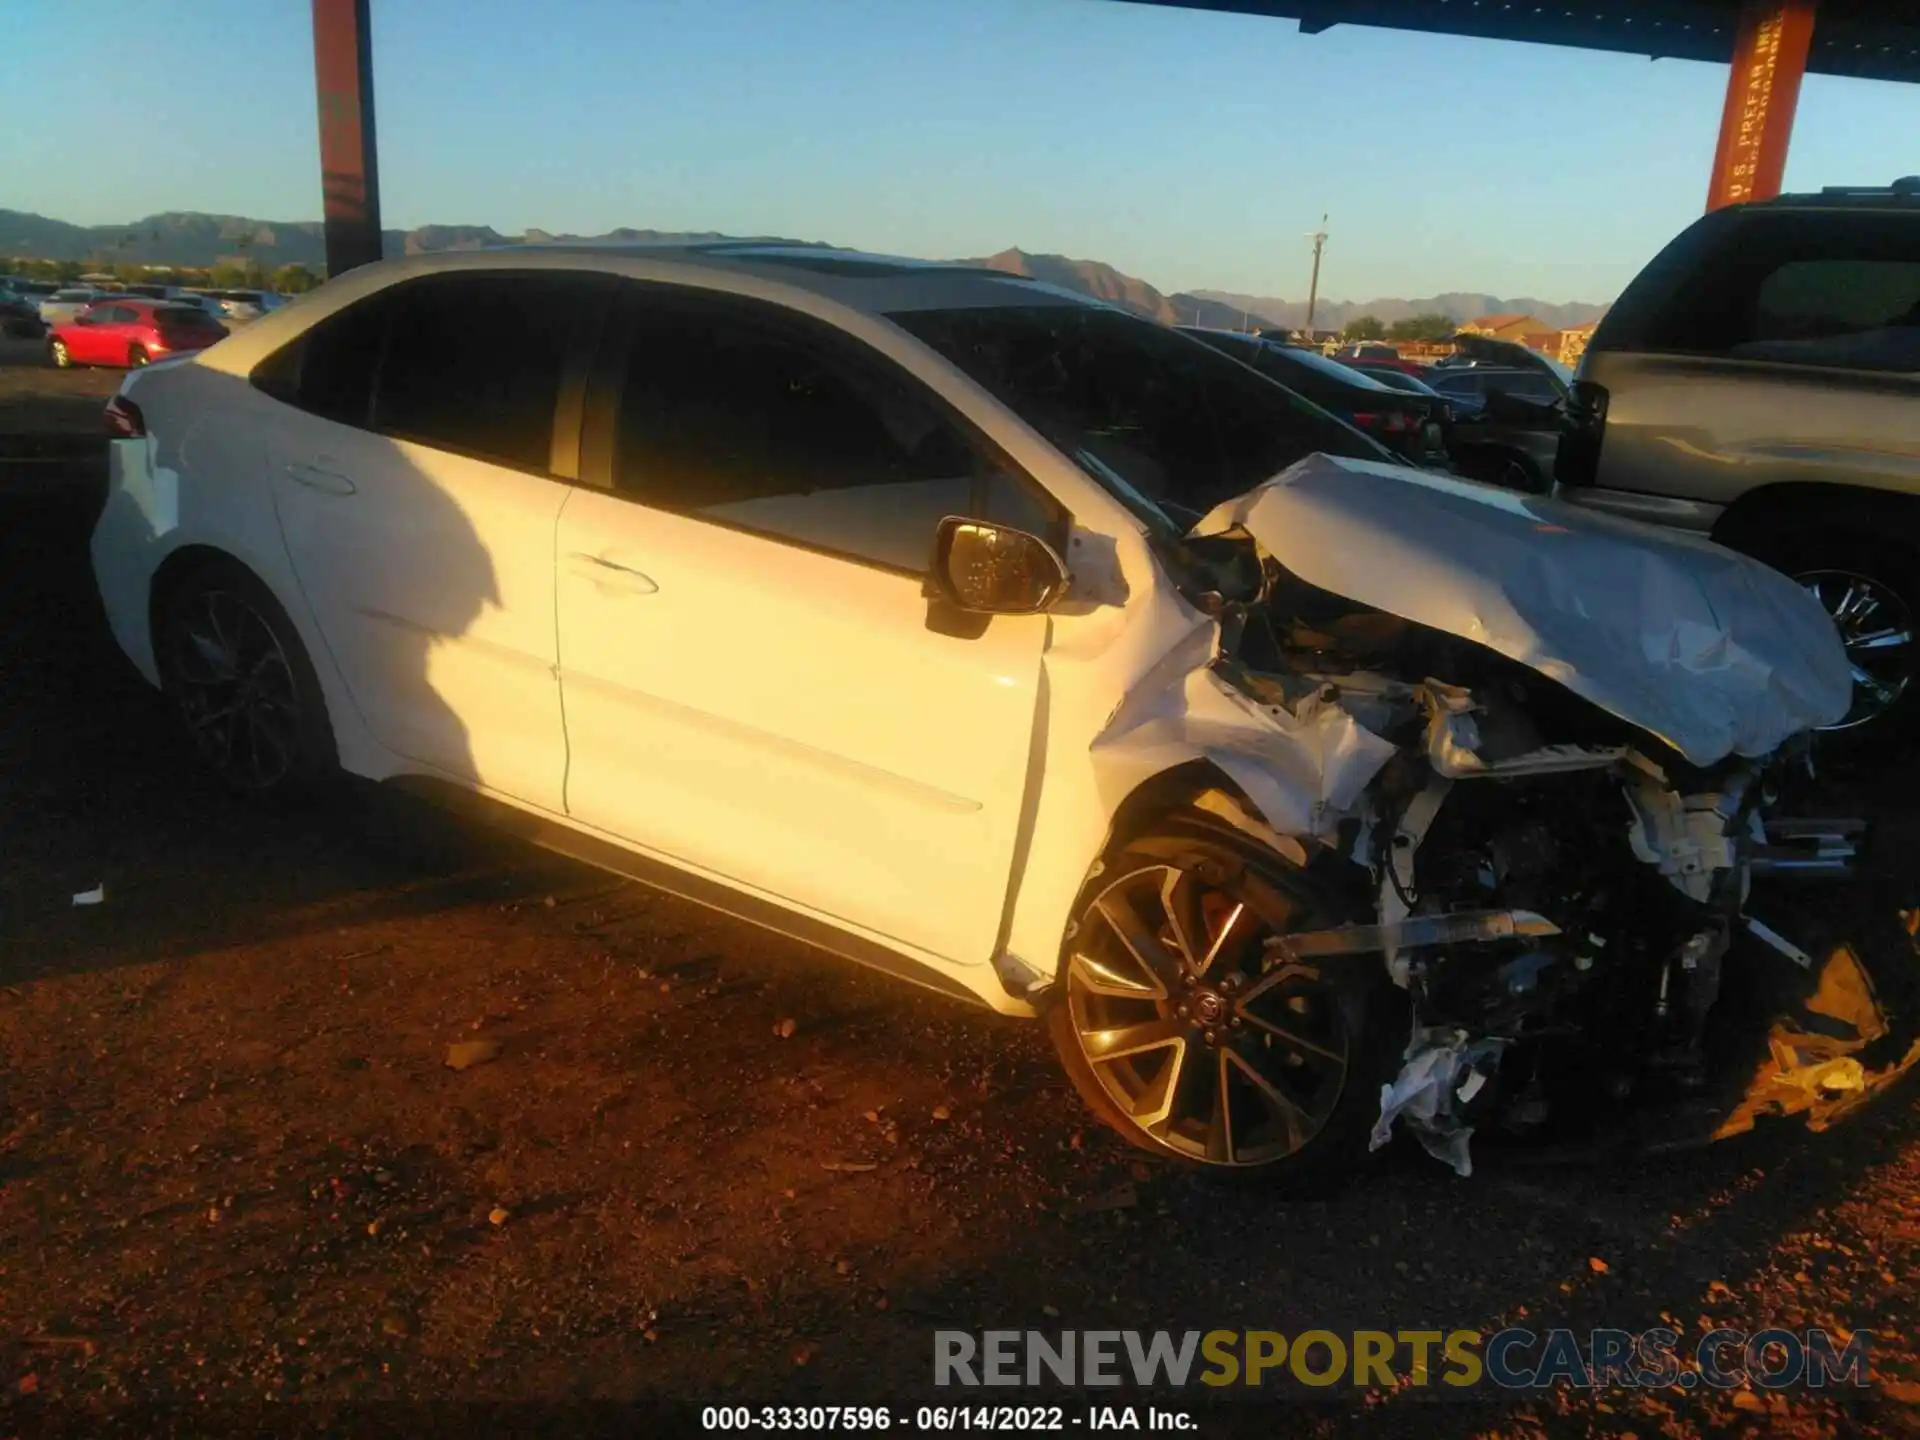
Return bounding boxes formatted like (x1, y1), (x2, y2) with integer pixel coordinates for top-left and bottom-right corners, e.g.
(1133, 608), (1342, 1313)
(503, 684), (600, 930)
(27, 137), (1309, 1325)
(1707, 0), (1818, 211)
(313, 0), (384, 276)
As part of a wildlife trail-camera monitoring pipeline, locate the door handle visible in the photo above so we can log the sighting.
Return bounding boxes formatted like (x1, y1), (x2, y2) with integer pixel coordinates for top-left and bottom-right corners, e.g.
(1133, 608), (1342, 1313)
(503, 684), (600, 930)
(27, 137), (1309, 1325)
(284, 461), (357, 496)
(566, 551), (659, 594)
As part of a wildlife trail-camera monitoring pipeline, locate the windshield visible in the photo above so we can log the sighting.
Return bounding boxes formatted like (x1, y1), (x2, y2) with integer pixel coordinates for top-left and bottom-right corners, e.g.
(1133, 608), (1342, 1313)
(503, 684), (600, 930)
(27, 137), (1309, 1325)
(890, 304), (1396, 522)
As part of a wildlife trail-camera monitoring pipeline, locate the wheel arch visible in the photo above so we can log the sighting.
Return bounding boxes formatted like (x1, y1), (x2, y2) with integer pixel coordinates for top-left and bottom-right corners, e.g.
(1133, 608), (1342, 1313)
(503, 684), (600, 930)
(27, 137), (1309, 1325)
(1097, 759), (1309, 864)
(1712, 482), (1920, 551)
(1047, 761), (1326, 984)
(146, 542), (266, 643)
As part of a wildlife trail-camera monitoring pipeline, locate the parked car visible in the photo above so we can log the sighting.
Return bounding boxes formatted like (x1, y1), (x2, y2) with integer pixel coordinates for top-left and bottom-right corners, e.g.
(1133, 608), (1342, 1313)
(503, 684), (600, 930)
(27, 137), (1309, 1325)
(48, 299), (228, 369)
(1425, 363), (1567, 409)
(1415, 337), (1576, 492)
(1179, 327), (1447, 466)
(177, 291), (236, 322)
(0, 292), (45, 338)
(1330, 342), (1429, 377)
(210, 289), (287, 325)
(1556, 176), (1920, 734)
(88, 246), (1850, 1183)
(38, 287), (104, 328)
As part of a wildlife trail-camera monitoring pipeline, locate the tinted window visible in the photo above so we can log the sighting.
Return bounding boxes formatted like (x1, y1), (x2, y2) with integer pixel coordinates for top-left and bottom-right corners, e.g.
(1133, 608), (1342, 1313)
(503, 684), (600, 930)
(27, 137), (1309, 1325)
(371, 273), (595, 470)
(251, 290), (396, 426)
(1732, 258), (1920, 370)
(608, 292), (1055, 573)
(107, 306), (139, 324)
(896, 306), (1392, 519)
(1628, 212), (1920, 371)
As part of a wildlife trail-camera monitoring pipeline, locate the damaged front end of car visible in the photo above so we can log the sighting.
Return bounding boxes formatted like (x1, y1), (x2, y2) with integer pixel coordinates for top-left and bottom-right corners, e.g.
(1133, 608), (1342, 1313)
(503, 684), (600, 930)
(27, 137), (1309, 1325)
(1098, 454), (1872, 1176)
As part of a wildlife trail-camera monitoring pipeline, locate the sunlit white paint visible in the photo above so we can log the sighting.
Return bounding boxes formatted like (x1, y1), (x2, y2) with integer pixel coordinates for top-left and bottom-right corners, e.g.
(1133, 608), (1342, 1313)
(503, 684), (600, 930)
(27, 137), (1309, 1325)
(554, 486), (1048, 966)
(265, 418), (570, 812)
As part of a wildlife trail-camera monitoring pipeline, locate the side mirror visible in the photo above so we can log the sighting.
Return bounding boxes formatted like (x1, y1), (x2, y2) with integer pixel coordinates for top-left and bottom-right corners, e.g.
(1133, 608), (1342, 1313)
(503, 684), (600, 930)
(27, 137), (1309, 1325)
(925, 516), (1071, 615)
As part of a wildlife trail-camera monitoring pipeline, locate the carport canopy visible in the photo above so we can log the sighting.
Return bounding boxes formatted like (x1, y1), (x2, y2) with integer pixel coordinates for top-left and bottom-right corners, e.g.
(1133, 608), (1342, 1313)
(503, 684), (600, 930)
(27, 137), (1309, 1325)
(308, 0), (1920, 277)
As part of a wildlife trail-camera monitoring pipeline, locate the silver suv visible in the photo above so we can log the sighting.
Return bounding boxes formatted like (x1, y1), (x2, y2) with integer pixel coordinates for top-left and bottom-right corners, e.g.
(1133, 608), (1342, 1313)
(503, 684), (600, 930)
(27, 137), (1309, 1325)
(1556, 178), (1920, 735)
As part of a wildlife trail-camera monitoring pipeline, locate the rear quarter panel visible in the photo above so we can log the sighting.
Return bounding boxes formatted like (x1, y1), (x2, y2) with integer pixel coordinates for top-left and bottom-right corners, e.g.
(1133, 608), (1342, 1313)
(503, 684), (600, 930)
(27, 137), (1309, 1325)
(89, 359), (380, 773)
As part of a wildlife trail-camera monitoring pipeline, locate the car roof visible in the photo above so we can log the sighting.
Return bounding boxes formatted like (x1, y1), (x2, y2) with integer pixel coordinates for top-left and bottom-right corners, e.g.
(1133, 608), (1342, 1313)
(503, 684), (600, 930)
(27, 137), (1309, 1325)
(323, 242), (1094, 318)
(1749, 176), (1920, 211)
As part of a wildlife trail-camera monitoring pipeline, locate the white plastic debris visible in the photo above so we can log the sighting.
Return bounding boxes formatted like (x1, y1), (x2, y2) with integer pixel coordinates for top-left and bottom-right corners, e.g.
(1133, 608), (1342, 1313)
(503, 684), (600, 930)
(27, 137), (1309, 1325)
(1370, 1030), (1503, 1178)
(71, 883), (105, 906)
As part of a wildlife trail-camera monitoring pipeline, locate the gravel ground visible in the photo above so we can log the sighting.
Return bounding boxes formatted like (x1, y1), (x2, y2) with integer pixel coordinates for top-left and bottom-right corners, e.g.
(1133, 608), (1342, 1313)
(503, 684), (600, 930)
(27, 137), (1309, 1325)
(1, 357), (1917, 1439)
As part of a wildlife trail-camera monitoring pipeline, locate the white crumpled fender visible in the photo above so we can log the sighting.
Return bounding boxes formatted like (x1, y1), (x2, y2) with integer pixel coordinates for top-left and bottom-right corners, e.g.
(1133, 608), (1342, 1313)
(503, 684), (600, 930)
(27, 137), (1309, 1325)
(1194, 455), (1853, 766)
(1086, 609), (1398, 842)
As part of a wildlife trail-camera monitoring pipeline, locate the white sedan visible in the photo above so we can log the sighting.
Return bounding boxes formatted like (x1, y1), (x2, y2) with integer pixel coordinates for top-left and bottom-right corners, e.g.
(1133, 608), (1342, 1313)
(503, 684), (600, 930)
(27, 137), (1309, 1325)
(88, 245), (1851, 1183)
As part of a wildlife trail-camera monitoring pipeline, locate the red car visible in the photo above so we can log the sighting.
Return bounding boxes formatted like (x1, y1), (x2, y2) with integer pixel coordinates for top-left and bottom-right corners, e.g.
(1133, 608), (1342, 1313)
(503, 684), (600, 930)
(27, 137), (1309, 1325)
(48, 298), (227, 370)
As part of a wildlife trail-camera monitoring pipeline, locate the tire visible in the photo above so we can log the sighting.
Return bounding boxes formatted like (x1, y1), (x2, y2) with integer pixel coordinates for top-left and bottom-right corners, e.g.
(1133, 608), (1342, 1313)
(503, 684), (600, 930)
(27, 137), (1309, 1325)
(1733, 525), (1920, 744)
(48, 337), (72, 369)
(1046, 812), (1398, 1193)
(127, 344), (149, 367)
(152, 560), (338, 802)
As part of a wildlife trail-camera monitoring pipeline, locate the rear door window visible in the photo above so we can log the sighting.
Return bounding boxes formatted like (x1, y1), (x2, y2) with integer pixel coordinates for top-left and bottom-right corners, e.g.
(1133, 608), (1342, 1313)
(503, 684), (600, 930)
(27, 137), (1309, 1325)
(250, 290), (397, 426)
(371, 272), (602, 471)
(253, 271), (603, 460)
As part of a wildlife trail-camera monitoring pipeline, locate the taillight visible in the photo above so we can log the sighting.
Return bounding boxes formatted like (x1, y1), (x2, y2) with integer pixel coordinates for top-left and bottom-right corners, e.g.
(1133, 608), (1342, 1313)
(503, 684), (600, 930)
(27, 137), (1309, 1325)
(104, 394), (146, 439)
(1381, 410), (1414, 434)
(1351, 411), (1380, 430)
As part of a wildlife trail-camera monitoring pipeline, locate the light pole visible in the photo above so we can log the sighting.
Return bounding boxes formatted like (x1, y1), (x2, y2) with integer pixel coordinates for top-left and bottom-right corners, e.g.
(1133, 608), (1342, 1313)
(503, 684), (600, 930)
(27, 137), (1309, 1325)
(1304, 214), (1328, 337)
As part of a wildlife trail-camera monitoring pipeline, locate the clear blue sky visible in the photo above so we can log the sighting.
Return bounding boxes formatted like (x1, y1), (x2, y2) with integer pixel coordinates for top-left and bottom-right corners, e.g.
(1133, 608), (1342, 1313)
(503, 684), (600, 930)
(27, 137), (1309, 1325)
(4, 0), (1916, 302)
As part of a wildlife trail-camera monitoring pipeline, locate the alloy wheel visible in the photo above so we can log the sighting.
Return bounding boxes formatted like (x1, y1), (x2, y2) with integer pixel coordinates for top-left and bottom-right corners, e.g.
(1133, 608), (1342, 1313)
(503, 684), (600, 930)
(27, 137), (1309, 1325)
(49, 339), (70, 368)
(1062, 862), (1351, 1167)
(161, 586), (305, 791)
(1799, 568), (1915, 729)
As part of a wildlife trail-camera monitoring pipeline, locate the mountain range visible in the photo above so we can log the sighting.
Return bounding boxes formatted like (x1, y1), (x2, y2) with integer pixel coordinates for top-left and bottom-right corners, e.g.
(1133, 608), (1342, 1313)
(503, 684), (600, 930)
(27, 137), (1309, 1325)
(0, 208), (1610, 330)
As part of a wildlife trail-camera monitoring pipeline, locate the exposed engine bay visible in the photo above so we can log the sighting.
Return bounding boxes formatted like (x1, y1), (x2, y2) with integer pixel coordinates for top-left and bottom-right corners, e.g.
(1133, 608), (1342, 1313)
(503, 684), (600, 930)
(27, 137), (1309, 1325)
(1121, 457), (1867, 1175)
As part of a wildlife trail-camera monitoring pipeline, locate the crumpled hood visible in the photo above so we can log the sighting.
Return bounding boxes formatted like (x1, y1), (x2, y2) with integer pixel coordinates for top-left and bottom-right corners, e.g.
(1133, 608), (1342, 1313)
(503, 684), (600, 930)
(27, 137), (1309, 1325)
(1193, 455), (1853, 765)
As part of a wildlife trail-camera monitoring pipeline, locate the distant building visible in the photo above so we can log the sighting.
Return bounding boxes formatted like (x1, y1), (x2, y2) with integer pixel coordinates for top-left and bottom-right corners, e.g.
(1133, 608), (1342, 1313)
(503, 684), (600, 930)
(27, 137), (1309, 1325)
(1519, 330), (1560, 355)
(1555, 320), (1601, 367)
(1458, 313), (1543, 343)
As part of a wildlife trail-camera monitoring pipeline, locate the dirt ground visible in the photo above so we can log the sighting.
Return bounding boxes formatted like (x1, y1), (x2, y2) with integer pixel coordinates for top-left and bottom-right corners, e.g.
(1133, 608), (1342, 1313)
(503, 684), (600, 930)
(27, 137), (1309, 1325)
(2, 347), (1918, 1438)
